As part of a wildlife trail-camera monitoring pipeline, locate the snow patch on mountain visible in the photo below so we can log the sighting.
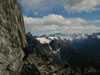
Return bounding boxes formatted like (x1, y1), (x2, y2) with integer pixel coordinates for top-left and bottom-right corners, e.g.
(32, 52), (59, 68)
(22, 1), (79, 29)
(97, 35), (100, 39)
(49, 37), (58, 40)
(60, 36), (73, 41)
(52, 48), (61, 54)
(36, 37), (51, 44)
(49, 33), (89, 41)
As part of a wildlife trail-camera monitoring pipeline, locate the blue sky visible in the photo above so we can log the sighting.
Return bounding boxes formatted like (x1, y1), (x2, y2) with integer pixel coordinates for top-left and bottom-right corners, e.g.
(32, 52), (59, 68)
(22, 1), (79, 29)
(18, 0), (100, 35)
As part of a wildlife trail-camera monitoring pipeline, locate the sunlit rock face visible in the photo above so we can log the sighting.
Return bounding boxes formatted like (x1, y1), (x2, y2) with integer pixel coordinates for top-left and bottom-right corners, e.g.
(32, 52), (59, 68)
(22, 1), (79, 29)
(0, 0), (26, 74)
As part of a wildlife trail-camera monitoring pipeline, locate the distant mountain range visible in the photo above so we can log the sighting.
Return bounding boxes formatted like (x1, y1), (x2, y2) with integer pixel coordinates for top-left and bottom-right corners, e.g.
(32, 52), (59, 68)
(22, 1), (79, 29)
(49, 32), (100, 41)
(49, 32), (100, 60)
(25, 32), (100, 67)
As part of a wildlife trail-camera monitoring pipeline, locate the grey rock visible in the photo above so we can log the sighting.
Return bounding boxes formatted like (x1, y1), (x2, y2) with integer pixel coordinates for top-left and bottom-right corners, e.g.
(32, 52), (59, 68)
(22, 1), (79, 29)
(0, 0), (26, 75)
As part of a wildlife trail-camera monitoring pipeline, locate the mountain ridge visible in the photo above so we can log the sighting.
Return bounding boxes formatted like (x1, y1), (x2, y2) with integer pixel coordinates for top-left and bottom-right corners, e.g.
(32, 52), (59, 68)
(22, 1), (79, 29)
(26, 32), (97, 67)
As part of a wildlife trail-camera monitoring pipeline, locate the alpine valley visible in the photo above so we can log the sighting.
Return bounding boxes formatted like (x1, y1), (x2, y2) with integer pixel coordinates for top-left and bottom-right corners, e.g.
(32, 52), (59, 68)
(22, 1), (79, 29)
(23, 32), (100, 75)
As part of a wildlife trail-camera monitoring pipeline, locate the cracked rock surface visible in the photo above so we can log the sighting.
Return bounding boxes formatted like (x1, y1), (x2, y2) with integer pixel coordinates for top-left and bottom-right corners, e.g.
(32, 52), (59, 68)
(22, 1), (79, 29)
(0, 0), (26, 74)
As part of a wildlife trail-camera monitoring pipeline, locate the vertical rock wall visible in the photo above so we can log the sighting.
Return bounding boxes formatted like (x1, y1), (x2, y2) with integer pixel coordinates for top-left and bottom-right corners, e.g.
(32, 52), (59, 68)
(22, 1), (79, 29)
(0, 0), (26, 74)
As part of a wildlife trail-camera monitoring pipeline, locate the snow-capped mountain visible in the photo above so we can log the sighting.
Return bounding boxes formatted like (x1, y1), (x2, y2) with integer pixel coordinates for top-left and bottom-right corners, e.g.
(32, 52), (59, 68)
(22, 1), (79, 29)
(36, 35), (59, 44)
(25, 32), (95, 66)
(49, 32), (100, 60)
(49, 32), (100, 41)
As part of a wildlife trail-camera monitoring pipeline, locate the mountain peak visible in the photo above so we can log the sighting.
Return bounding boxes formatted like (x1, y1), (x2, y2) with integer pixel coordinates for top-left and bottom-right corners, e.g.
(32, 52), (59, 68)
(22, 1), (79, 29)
(26, 32), (33, 37)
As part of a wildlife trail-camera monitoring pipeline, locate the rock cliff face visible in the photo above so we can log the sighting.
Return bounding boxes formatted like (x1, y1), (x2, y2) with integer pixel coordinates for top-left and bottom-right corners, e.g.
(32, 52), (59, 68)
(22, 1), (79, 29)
(0, 0), (26, 74)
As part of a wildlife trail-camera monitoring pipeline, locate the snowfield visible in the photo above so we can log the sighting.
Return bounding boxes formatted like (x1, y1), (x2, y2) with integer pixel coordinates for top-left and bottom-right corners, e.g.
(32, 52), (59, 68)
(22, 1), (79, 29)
(36, 37), (51, 44)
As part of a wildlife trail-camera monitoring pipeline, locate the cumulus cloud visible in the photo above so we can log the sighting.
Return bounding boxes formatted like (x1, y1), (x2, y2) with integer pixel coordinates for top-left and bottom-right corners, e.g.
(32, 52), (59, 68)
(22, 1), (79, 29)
(60, 26), (100, 34)
(64, 0), (100, 12)
(91, 20), (100, 23)
(24, 14), (100, 34)
(18, 0), (62, 15)
(18, 0), (100, 14)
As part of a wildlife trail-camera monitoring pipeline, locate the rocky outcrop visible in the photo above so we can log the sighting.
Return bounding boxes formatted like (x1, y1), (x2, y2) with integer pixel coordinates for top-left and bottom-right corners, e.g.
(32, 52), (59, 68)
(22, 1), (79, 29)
(0, 0), (26, 74)
(20, 54), (99, 75)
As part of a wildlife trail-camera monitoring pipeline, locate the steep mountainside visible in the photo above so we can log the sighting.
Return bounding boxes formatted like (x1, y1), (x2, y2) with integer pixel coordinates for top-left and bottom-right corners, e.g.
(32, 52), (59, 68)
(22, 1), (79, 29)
(26, 33), (92, 66)
(69, 37), (100, 60)
(25, 32), (100, 75)
(49, 33), (100, 60)
(65, 33), (100, 60)
(0, 0), (26, 74)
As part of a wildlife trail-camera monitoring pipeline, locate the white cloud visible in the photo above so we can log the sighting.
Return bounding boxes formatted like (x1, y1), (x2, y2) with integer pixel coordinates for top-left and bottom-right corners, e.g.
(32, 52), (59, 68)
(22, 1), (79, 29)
(19, 0), (41, 7)
(24, 14), (86, 26)
(60, 26), (100, 34)
(18, 0), (62, 15)
(64, 0), (100, 13)
(18, 0), (100, 14)
(24, 14), (100, 34)
(91, 20), (100, 23)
